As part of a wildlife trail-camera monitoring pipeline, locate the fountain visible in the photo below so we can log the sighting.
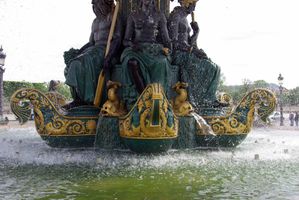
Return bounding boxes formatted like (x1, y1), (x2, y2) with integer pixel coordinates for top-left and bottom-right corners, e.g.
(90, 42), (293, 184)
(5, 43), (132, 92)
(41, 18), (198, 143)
(2, 1), (299, 199)
(9, 0), (276, 153)
(0, 127), (299, 199)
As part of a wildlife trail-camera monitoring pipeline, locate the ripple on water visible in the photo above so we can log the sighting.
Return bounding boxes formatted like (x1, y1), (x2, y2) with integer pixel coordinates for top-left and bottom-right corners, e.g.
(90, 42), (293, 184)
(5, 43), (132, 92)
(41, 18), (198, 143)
(0, 128), (299, 199)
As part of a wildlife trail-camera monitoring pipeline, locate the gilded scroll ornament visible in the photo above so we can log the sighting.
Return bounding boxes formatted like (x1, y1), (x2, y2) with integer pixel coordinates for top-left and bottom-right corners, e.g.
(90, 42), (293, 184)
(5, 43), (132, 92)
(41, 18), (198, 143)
(201, 89), (277, 135)
(119, 83), (178, 139)
(10, 88), (98, 136)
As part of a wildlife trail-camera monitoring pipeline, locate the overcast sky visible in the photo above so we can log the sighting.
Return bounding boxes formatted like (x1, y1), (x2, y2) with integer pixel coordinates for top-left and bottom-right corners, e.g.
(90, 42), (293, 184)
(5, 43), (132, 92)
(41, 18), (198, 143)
(1, 0), (299, 89)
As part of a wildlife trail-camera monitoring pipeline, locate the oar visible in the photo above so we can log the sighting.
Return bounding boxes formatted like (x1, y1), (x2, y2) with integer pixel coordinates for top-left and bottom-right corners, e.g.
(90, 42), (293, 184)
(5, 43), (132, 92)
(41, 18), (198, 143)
(191, 12), (195, 22)
(93, 0), (120, 107)
(190, 12), (195, 52)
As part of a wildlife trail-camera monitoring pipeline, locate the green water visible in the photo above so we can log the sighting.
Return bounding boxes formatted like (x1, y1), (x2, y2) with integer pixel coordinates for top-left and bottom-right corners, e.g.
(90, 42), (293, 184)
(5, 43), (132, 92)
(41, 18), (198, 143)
(0, 128), (299, 199)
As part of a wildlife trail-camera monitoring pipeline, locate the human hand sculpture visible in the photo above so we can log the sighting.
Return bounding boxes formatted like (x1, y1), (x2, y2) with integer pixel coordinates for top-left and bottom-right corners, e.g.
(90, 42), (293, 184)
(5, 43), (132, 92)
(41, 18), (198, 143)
(190, 21), (199, 33)
(162, 48), (170, 55)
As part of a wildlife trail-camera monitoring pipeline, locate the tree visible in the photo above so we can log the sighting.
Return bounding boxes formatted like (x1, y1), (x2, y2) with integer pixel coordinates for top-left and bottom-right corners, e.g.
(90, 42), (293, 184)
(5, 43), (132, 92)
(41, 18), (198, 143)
(218, 73), (227, 92)
(285, 87), (299, 106)
(253, 80), (269, 88)
(3, 81), (72, 102)
(3, 81), (33, 100)
(32, 82), (48, 93)
(241, 78), (252, 94)
(55, 84), (72, 100)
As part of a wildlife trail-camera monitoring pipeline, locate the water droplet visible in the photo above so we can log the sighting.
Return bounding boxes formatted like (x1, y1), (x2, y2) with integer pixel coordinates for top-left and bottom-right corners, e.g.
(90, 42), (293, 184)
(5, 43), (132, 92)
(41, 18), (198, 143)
(96, 158), (102, 164)
(284, 149), (288, 154)
(254, 154), (259, 160)
(186, 186), (192, 191)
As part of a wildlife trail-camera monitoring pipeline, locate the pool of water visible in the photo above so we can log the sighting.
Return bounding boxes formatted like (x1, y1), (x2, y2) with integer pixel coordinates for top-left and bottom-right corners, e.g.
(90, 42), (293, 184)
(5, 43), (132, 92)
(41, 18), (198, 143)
(0, 127), (298, 199)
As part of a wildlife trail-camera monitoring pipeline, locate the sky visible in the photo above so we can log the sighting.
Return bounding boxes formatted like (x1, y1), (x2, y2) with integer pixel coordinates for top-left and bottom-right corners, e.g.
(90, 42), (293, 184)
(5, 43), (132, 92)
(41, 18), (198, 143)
(0, 0), (299, 89)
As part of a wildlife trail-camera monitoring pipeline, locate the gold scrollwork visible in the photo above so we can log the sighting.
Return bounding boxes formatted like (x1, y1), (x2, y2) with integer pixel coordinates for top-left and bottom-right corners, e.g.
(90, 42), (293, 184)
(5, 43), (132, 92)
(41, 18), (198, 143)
(217, 92), (233, 106)
(45, 92), (67, 108)
(119, 83), (178, 139)
(200, 88), (277, 135)
(10, 88), (97, 136)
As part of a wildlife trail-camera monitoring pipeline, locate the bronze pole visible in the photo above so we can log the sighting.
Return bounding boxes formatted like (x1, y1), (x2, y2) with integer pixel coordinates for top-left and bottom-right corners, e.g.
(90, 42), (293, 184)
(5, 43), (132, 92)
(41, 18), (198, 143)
(93, 1), (120, 107)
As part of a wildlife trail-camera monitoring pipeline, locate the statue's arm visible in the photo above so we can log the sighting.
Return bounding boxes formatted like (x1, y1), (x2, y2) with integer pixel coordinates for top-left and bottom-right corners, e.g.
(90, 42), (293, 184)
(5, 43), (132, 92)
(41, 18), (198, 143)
(189, 21), (199, 48)
(110, 17), (123, 53)
(123, 15), (135, 47)
(189, 22), (208, 59)
(159, 13), (172, 50)
(104, 18), (123, 72)
(168, 12), (190, 52)
(168, 14), (179, 44)
(78, 19), (96, 54)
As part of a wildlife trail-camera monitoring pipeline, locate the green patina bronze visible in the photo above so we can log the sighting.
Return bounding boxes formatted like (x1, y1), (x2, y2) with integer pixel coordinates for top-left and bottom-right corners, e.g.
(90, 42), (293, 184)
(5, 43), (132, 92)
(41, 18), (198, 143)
(172, 116), (199, 149)
(41, 135), (96, 148)
(9, 0), (277, 153)
(120, 44), (172, 109)
(95, 116), (123, 149)
(64, 46), (107, 104)
(173, 52), (221, 107)
(121, 138), (175, 153)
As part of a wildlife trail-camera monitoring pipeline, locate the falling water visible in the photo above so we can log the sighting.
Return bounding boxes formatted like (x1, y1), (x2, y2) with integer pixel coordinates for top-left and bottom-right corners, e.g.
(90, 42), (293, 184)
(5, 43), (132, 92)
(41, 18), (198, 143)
(0, 125), (299, 199)
(191, 112), (215, 136)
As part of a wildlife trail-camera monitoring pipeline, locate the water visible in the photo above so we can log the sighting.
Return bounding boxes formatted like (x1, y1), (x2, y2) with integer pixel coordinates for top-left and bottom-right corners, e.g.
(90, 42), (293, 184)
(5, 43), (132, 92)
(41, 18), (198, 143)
(0, 127), (299, 199)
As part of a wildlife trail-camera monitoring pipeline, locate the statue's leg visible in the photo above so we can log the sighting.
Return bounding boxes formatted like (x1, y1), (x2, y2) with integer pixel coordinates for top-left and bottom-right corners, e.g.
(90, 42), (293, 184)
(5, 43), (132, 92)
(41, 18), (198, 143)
(62, 87), (88, 110)
(193, 48), (208, 60)
(71, 87), (86, 105)
(128, 59), (145, 94)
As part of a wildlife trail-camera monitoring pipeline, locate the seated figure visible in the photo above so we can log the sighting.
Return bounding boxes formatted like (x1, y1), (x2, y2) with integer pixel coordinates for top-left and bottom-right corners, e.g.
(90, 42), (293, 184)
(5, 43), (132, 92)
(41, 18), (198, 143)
(168, 0), (224, 108)
(120, 0), (172, 108)
(63, 0), (121, 109)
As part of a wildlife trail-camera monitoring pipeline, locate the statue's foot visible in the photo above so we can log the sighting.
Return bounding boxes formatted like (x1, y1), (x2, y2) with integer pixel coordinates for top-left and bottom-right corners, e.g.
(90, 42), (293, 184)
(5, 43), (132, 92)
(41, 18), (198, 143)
(61, 100), (88, 110)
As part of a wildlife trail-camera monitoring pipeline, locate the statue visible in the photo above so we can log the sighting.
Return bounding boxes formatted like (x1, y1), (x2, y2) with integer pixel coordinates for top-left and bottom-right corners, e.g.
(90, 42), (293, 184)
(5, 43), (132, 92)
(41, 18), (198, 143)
(9, 0), (278, 152)
(48, 80), (61, 92)
(63, 0), (122, 109)
(120, 0), (173, 108)
(171, 82), (194, 116)
(168, 0), (225, 109)
(100, 80), (126, 117)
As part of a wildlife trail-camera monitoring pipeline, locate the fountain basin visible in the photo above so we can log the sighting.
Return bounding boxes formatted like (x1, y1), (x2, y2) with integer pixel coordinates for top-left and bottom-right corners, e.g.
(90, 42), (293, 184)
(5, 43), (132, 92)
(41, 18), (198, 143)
(121, 137), (176, 153)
